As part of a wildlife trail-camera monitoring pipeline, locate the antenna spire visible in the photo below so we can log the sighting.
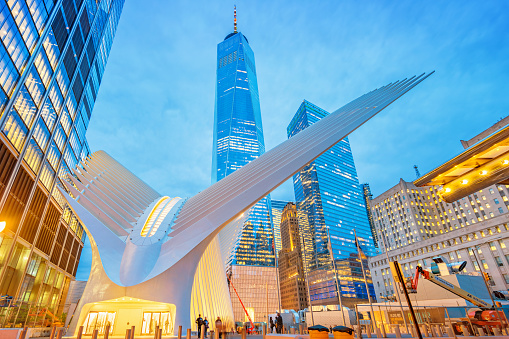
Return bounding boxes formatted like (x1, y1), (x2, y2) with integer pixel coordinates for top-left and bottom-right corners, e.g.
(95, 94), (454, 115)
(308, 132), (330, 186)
(414, 165), (421, 178)
(234, 5), (237, 33)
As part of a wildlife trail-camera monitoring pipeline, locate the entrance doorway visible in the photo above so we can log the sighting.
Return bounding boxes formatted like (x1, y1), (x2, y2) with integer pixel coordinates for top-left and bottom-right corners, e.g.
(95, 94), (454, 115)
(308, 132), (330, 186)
(83, 311), (116, 335)
(141, 312), (172, 335)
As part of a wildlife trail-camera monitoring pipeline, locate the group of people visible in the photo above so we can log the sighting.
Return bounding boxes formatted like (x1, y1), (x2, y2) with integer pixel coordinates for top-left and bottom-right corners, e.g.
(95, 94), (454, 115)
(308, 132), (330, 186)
(269, 313), (283, 334)
(196, 315), (225, 339)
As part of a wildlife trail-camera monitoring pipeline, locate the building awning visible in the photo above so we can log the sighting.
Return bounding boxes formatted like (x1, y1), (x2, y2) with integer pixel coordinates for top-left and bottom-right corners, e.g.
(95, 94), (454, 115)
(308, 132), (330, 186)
(414, 124), (509, 202)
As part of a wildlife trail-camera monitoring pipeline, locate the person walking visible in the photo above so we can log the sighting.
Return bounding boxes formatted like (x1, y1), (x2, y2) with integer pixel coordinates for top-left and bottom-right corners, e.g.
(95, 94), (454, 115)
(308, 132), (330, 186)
(276, 313), (283, 334)
(215, 317), (223, 339)
(204, 317), (209, 338)
(269, 317), (275, 333)
(196, 314), (203, 338)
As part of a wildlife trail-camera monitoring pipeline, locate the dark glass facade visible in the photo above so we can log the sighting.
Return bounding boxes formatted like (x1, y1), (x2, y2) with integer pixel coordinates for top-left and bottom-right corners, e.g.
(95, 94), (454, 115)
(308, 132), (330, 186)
(361, 183), (378, 249)
(212, 31), (274, 267)
(288, 100), (376, 305)
(0, 0), (124, 326)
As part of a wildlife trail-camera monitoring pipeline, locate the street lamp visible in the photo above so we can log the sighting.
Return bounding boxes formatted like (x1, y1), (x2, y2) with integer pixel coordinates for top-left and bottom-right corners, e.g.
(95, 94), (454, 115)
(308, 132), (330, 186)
(0, 221), (5, 232)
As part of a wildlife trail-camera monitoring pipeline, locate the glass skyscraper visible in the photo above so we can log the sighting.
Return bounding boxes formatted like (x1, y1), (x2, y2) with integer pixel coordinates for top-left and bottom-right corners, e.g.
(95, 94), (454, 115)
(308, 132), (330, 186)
(288, 100), (376, 305)
(0, 0), (124, 323)
(212, 25), (274, 268)
(212, 15), (278, 322)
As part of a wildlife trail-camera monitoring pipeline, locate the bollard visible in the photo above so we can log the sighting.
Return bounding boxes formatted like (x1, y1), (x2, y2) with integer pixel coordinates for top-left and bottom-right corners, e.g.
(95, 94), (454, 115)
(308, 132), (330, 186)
(411, 327), (418, 338)
(126, 329), (131, 339)
(187, 328), (191, 339)
(105, 324), (110, 339)
(179, 325), (183, 339)
(434, 325), (441, 337)
(19, 327), (28, 339)
(460, 325), (468, 337)
(50, 326), (57, 339)
(131, 326), (136, 339)
(493, 327), (501, 336)
(366, 325), (371, 338)
(431, 325), (439, 338)
(394, 325), (401, 338)
(262, 324), (266, 339)
(77, 326), (84, 339)
(241, 327), (246, 339)
(56, 329), (64, 339)
(201, 324), (206, 339)
(155, 325), (159, 339)
(92, 329), (99, 339)
(159, 328), (163, 339)
(421, 324), (429, 337)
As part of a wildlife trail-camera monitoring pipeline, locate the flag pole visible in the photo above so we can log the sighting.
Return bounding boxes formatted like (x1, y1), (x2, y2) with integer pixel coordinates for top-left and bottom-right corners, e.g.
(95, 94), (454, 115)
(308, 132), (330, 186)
(381, 236), (409, 334)
(354, 229), (376, 333)
(270, 221), (282, 313)
(300, 230), (315, 326)
(326, 227), (346, 325)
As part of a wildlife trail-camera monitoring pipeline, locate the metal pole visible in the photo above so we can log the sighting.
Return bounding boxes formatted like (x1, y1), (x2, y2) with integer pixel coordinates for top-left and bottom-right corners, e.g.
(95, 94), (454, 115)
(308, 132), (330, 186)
(354, 229), (376, 333)
(271, 224), (282, 313)
(300, 230), (314, 326)
(393, 261), (422, 339)
(381, 236), (409, 334)
(327, 227), (346, 326)
(266, 282), (269, 324)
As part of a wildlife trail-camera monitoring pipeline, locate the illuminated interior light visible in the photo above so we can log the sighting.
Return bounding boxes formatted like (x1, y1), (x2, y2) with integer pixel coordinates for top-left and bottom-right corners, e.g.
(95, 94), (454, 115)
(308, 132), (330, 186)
(0, 221), (5, 232)
(445, 188), (451, 193)
(480, 170), (488, 175)
(503, 160), (509, 165)
(461, 179), (468, 184)
(141, 197), (170, 237)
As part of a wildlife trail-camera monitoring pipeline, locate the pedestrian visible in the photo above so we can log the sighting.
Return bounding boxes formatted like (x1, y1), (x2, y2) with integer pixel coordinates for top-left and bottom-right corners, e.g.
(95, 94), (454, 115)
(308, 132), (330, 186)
(196, 314), (203, 338)
(215, 317), (223, 339)
(269, 317), (275, 333)
(276, 313), (283, 334)
(204, 317), (209, 338)
(329, 326), (332, 333)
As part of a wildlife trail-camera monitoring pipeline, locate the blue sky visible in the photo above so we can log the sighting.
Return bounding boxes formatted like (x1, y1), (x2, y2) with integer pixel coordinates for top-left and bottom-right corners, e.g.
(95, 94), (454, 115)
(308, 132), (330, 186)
(76, 1), (509, 279)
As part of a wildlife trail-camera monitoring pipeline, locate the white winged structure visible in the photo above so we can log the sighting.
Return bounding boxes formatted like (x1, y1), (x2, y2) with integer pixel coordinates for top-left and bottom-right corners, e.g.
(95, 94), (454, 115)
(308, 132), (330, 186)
(63, 73), (432, 336)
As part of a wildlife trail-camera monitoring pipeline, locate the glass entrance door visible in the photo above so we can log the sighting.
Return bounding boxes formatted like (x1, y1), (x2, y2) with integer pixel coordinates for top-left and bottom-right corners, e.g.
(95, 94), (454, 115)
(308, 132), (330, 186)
(83, 312), (116, 335)
(142, 312), (172, 335)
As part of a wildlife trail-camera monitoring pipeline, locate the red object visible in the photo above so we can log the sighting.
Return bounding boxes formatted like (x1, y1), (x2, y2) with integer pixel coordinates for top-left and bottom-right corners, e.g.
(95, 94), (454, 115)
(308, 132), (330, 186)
(227, 275), (254, 331)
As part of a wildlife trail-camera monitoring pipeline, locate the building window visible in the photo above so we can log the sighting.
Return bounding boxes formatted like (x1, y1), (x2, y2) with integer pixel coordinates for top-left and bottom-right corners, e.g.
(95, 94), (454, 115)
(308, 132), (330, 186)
(495, 199), (500, 204)
(481, 259), (489, 270)
(496, 257), (504, 267)
(499, 207), (504, 214)
(504, 274), (509, 284)
(473, 261), (480, 271)
(500, 240), (506, 249)
(490, 242), (497, 251)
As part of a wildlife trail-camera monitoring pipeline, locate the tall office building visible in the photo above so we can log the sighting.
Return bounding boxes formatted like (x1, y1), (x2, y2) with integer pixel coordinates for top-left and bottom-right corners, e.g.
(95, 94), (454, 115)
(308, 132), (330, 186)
(278, 202), (308, 311)
(212, 9), (277, 322)
(0, 0), (124, 322)
(288, 100), (376, 306)
(361, 183), (378, 248)
(272, 200), (290, 255)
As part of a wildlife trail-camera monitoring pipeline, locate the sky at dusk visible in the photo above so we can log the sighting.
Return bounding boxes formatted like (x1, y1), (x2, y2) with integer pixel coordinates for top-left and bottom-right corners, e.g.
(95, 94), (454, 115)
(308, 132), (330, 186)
(75, 0), (509, 279)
